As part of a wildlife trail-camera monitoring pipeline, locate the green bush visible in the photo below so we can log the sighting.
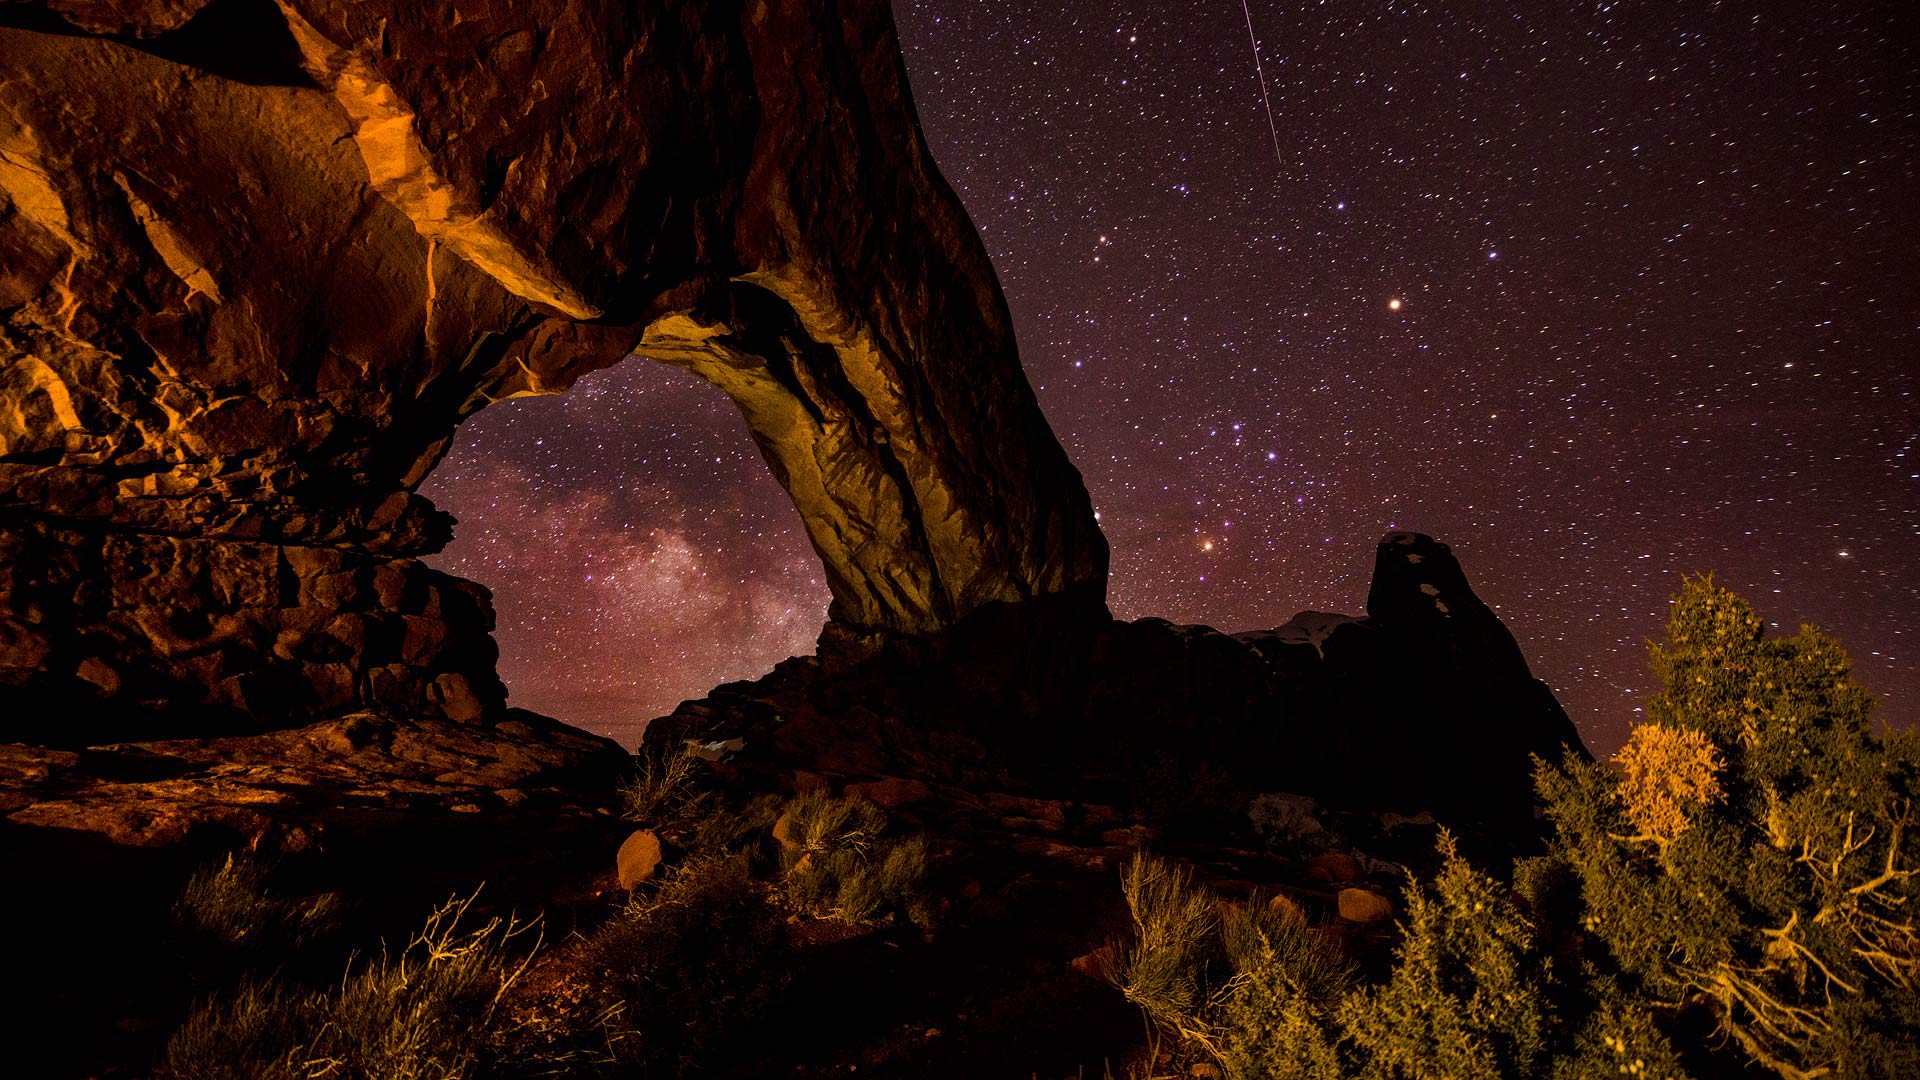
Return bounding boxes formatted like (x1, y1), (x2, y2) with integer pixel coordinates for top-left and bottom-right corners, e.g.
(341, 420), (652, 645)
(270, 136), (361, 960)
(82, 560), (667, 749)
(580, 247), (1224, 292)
(1216, 901), (1354, 1079)
(1338, 832), (1554, 1080)
(1551, 1001), (1694, 1080)
(1106, 851), (1355, 1074)
(1536, 577), (1920, 1080)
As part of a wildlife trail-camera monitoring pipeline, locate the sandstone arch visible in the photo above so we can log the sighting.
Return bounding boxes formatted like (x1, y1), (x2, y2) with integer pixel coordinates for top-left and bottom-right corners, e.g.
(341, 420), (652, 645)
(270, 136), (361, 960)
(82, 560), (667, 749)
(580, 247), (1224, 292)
(0, 0), (1107, 742)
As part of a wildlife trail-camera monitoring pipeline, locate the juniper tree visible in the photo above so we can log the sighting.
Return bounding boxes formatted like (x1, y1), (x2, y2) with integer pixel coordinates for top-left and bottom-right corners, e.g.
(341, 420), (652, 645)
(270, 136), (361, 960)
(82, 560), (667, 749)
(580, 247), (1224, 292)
(1537, 577), (1920, 1080)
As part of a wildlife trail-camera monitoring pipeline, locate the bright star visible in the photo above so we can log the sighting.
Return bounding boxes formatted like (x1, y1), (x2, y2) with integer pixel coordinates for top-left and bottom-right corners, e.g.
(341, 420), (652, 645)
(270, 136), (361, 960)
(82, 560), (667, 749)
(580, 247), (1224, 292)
(1388, 298), (1403, 311)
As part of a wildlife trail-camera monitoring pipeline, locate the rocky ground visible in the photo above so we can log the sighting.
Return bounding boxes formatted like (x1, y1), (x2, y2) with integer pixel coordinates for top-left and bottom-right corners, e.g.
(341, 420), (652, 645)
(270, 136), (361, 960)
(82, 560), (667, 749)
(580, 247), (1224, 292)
(0, 709), (628, 1075)
(0, 532), (1572, 1076)
(0, 692), (1489, 1077)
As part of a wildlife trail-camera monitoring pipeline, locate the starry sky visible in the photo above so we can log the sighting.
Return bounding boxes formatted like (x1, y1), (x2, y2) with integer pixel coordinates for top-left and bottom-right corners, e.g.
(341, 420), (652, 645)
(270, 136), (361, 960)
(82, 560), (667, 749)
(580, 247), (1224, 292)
(422, 0), (1917, 753)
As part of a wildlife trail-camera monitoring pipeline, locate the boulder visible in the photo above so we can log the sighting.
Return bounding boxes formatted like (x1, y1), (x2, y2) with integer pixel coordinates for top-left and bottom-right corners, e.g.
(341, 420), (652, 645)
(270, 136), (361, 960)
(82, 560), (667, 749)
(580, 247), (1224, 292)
(1337, 888), (1395, 924)
(1267, 892), (1309, 926)
(844, 776), (934, 810)
(772, 808), (802, 853)
(1306, 852), (1362, 884)
(616, 829), (668, 890)
(1068, 950), (1114, 982)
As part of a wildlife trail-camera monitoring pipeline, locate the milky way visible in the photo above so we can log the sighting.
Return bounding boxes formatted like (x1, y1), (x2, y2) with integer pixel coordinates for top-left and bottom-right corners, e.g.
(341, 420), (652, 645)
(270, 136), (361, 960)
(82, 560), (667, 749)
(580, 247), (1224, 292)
(424, 0), (1917, 752)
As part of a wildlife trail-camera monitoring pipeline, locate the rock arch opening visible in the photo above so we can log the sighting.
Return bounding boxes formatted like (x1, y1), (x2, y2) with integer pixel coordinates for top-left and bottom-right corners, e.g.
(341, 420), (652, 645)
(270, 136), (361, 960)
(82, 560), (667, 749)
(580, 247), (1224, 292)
(0, 0), (1108, 744)
(420, 356), (828, 746)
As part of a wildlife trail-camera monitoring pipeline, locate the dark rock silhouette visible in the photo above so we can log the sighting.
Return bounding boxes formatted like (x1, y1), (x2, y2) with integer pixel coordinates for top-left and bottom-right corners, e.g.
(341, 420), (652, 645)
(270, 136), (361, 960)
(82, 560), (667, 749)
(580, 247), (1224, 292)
(650, 532), (1586, 836)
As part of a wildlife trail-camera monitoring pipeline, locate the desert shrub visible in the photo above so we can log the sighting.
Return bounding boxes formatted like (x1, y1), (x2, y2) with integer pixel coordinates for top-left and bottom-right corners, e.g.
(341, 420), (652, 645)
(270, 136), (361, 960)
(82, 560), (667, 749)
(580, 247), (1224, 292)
(162, 892), (534, 1080)
(1249, 791), (1332, 856)
(619, 742), (711, 830)
(1551, 1001), (1694, 1080)
(1216, 901), (1355, 1079)
(819, 833), (932, 922)
(1338, 831), (1555, 1080)
(575, 853), (788, 1076)
(777, 789), (887, 864)
(685, 791), (783, 856)
(777, 792), (932, 924)
(1111, 852), (1219, 1035)
(1106, 852), (1355, 1075)
(173, 854), (343, 954)
(1536, 577), (1920, 1080)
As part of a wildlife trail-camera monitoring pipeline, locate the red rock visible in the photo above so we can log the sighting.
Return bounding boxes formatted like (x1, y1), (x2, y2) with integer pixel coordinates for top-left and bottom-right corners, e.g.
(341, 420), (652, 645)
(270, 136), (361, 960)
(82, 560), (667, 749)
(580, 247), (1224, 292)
(0, 711), (624, 851)
(1337, 888), (1395, 924)
(772, 809), (801, 852)
(1307, 852), (1362, 883)
(984, 793), (1070, 823)
(1267, 892), (1308, 926)
(617, 830), (668, 890)
(1068, 950), (1112, 981)
(845, 776), (933, 810)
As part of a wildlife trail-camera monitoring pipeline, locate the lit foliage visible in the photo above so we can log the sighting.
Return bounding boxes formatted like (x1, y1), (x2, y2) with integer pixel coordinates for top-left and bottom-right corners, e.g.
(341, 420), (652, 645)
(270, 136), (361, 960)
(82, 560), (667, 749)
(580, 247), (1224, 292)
(1551, 1002), (1693, 1080)
(778, 791), (934, 925)
(164, 893), (537, 1080)
(1116, 581), (1916, 1080)
(1338, 832), (1555, 1080)
(1112, 842), (1561, 1080)
(1537, 576), (1920, 1080)
(173, 854), (342, 954)
(618, 742), (711, 830)
(1614, 723), (1724, 849)
(1108, 851), (1355, 1075)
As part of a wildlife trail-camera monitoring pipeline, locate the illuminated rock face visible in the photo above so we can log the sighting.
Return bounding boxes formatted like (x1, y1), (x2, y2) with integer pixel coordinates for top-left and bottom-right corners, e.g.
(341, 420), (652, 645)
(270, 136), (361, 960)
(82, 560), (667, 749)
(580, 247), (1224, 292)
(0, 0), (1107, 741)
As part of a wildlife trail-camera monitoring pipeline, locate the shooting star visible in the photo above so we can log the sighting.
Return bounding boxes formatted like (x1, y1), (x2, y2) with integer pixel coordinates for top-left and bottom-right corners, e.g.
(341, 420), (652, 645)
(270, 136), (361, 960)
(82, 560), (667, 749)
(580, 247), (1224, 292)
(1238, 0), (1285, 175)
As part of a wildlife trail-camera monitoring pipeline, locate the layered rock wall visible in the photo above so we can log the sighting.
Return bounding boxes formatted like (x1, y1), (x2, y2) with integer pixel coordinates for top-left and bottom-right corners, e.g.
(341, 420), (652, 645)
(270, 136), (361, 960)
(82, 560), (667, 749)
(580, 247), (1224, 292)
(0, 0), (1107, 741)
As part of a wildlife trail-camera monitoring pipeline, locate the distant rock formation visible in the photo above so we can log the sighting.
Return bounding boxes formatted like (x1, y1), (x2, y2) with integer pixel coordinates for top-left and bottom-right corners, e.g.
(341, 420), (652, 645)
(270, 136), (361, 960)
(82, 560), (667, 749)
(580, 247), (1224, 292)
(0, 0), (1105, 742)
(653, 533), (1587, 837)
(1095, 532), (1586, 827)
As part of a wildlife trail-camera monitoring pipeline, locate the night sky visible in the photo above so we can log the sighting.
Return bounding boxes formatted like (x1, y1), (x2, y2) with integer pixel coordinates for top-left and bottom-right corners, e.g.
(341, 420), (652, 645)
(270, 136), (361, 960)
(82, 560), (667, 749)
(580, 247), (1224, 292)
(422, 0), (1917, 752)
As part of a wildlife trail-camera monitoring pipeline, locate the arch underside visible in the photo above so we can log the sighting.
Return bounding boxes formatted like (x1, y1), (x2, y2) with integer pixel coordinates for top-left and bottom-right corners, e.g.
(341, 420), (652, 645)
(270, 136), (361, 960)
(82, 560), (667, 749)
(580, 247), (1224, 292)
(0, 0), (1106, 739)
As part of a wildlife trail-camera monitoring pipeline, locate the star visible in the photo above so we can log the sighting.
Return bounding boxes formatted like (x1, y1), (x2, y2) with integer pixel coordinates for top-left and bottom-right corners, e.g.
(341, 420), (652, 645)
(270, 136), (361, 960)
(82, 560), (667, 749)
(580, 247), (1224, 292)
(1387, 298), (1403, 311)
